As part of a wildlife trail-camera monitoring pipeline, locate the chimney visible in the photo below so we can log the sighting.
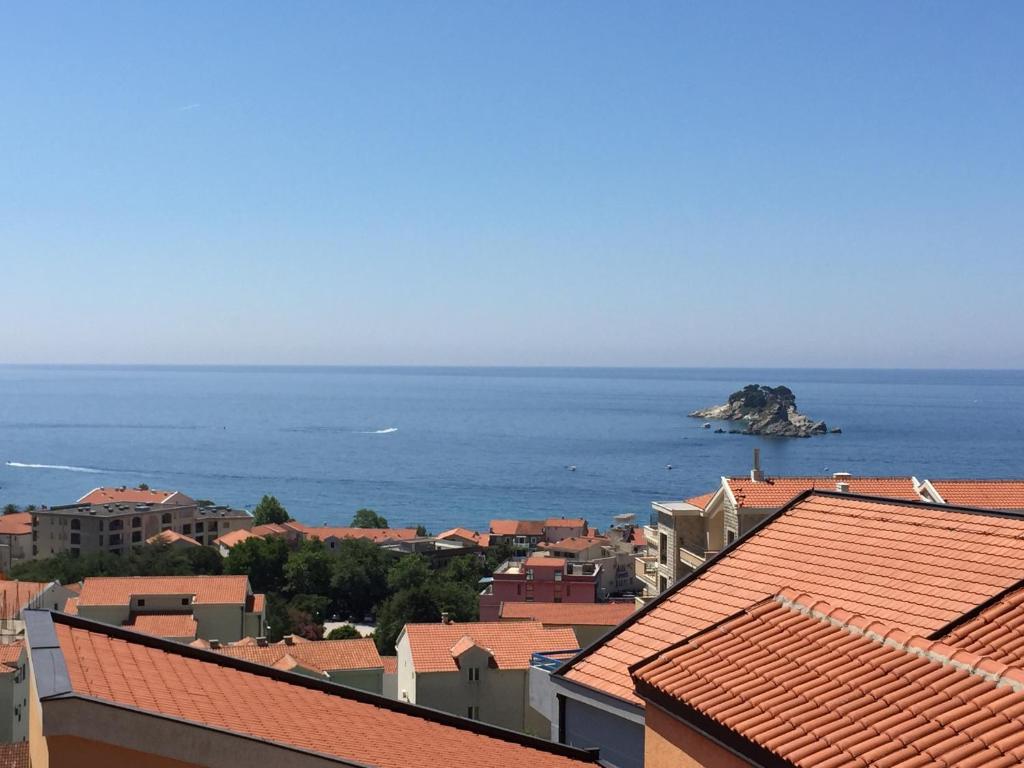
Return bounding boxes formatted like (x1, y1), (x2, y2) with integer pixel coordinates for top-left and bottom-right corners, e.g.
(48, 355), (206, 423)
(836, 482), (850, 493)
(256, 636), (268, 647)
(750, 448), (764, 483)
(833, 471), (852, 492)
(283, 634), (294, 645)
(440, 612), (452, 625)
(209, 639), (221, 649)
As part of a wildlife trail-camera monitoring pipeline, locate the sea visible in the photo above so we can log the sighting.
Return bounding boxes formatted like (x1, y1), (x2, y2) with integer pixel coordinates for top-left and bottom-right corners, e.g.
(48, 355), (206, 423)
(1, 366), (1022, 533)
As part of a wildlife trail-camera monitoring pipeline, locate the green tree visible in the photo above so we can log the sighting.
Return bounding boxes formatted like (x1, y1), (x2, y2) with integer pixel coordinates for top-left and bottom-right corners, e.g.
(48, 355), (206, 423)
(264, 593), (291, 642)
(330, 539), (392, 620)
(252, 495), (292, 525)
(185, 546), (225, 575)
(224, 536), (290, 593)
(137, 483), (150, 491)
(415, 524), (428, 537)
(2, 504), (19, 515)
(351, 508), (388, 528)
(387, 555), (430, 592)
(326, 625), (362, 640)
(289, 593), (330, 622)
(284, 542), (334, 598)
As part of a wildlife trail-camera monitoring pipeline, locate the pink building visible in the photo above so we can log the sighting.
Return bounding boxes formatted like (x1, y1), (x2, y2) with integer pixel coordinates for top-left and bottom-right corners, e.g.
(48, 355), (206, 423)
(479, 556), (599, 621)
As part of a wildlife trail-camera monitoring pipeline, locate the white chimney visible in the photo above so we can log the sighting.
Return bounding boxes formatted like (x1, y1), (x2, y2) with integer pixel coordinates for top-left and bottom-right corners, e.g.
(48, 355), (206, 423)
(836, 481), (850, 493)
(750, 448), (764, 483)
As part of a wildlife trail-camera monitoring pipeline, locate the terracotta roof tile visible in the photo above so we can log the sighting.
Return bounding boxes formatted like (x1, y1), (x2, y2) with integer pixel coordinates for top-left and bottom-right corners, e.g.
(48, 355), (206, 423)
(500, 602), (634, 626)
(525, 556), (565, 568)
(403, 621), (577, 672)
(726, 476), (921, 508)
(684, 492), (716, 510)
(304, 527), (419, 544)
(77, 487), (177, 504)
(126, 613), (198, 640)
(562, 492), (1024, 704)
(539, 536), (608, 553)
(77, 576), (250, 607)
(216, 637), (382, 673)
(51, 616), (595, 768)
(62, 597), (79, 615)
(0, 580), (51, 619)
(0, 513), (32, 536)
(146, 529), (201, 547)
(632, 591), (1024, 768)
(0, 641), (24, 668)
(251, 523), (289, 537)
(0, 743), (28, 768)
(929, 480), (1024, 510)
(437, 527), (491, 547)
(942, 584), (1024, 666)
(381, 656), (398, 674)
(212, 528), (256, 548)
(490, 520), (546, 537)
(545, 518), (587, 528)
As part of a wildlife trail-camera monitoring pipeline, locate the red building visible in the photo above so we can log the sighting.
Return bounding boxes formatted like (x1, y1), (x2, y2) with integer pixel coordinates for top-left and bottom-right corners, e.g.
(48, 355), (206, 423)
(479, 556), (599, 621)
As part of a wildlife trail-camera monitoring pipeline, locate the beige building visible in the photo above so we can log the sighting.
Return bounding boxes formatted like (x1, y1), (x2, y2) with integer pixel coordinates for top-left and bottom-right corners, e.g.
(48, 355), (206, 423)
(67, 575), (265, 643)
(209, 635), (385, 693)
(0, 642), (27, 744)
(32, 489), (252, 558)
(396, 619), (577, 736)
(0, 514), (33, 573)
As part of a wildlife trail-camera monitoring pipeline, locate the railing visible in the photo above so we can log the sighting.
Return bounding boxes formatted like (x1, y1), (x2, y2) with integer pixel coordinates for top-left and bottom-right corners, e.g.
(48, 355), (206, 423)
(678, 545), (707, 571)
(531, 650), (581, 672)
(635, 556), (658, 586)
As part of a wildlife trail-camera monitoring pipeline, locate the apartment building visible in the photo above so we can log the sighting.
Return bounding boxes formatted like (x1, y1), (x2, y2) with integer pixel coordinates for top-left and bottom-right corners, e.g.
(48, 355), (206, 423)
(0, 514), (33, 574)
(396, 619), (578, 737)
(489, 518), (591, 555)
(32, 490), (252, 558)
(24, 610), (602, 768)
(0, 642), (27, 744)
(67, 575), (265, 643)
(479, 556), (598, 621)
(550, 490), (1024, 768)
(210, 635), (385, 693)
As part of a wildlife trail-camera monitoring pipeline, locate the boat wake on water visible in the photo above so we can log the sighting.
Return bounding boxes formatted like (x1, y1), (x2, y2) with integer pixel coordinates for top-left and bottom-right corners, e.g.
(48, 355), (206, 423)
(5, 461), (106, 474)
(357, 427), (398, 434)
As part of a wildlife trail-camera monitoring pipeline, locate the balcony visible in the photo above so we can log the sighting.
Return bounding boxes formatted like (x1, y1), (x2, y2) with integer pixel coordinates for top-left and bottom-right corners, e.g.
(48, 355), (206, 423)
(635, 556), (658, 588)
(678, 545), (707, 571)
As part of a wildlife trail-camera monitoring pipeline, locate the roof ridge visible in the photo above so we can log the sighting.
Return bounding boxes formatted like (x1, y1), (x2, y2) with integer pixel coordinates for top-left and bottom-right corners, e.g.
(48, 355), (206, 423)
(775, 589), (1024, 692)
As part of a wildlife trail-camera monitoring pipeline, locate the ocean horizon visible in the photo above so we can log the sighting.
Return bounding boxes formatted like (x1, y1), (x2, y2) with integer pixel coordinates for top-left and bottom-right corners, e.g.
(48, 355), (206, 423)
(3, 365), (1023, 533)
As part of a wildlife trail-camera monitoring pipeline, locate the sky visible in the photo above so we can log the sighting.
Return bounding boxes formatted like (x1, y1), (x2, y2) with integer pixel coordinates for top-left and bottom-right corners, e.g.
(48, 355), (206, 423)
(1, 3), (1022, 368)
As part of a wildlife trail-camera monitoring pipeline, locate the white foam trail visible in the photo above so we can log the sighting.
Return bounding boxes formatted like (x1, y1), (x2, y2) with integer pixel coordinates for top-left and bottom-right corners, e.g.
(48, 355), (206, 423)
(5, 461), (105, 473)
(358, 427), (398, 434)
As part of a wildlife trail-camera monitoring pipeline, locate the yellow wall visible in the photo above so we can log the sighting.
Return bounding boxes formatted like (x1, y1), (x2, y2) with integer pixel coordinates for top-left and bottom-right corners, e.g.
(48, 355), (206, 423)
(644, 703), (750, 768)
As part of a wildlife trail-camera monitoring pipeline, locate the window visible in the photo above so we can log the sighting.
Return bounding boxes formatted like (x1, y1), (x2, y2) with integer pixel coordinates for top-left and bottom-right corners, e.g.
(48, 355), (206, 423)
(182, 524), (192, 535)
(109, 533), (123, 545)
(181, 598), (189, 606)
(132, 531), (142, 543)
(70, 519), (80, 530)
(466, 706), (479, 720)
(98, 535), (103, 545)
(525, 595), (534, 602)
(195, 522), (204, 533)
(727, 530), (736, 545)
(132, 516), (142, 528)
(659, 532), (668, 565)
(554, 597), (562, 603)
(566, 584), (571, 596)
(526, 569), (534, 581)
(554, 571), (563, 581)
(138, 599), (146, 607)
(517, 584), (522, 595)
(70, 533), (80, 545)
(467, 667), (480, 682)
(109, 519), (123, 531)
(161, 513), (172, 525)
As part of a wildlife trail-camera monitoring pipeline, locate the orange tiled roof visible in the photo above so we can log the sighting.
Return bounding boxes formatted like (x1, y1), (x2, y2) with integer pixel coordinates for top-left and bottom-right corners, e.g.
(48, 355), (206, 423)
(633, 589), (1024, 768)
(545, 518), (587, 528)
(0, 512), (32, 536)
(524, 555), (565, 568)
(562, 492), (1024, 705)
(381, 656), (398, 674)
(930, 480), (1024, 510)
(77, 576), (250, 607)
(436, 527), (490, 547)
(146, 529), (201, 547)
(304, 527), (419, 544)
(249, 593), (265, 613)
(49, 616), (595, 768)
(63, 597), (79, 615)
(726, 475), (921, 508)
(215, 637), (382, 673)
(941, 584), (1024, 666)
(0, 743), (28, 768)
(500, 602), (634, 626)
(403, 621), (577, 673)
(683, 492), (715, 509)
(540, 536), (607, 553)
(0, 580), (50, 620)
(77, 486), (177, 504)
(251, 523), (289, 537)
(213, 528), (256, 548)
(0, 641), (23, 668)
(490, 519), (546, 537)
(126, 613), (198, 639)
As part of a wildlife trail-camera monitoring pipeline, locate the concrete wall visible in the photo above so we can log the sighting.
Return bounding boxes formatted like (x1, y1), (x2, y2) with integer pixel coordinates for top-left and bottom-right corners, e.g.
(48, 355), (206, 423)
(414, 668), (532, 733)
(192, 605), (247, 643)
(562, 696), (645, 768)
(644, 703), (750, 768)
(327, 668), (382, 695)
(395, 632), (416, 703)
(382, 670), (398, 700)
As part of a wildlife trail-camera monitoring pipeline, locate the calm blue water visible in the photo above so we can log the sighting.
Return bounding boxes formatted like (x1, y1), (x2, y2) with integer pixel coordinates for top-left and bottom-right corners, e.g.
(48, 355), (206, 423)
(1, 366), (1022, 532)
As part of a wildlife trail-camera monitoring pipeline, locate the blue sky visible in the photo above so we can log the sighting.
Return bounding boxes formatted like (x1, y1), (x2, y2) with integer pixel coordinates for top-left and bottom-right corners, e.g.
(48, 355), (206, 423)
(1, 3), (1021, 367)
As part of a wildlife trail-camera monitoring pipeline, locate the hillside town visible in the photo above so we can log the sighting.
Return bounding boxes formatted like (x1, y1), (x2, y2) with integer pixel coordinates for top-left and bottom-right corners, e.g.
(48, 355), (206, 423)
(3, 458), (1024, 766)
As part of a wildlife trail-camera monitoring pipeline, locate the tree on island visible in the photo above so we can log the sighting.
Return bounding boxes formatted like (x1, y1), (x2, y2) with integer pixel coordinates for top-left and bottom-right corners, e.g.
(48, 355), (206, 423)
(351, 508), (388, 528)
(326, 625), (363, 640)
(252, 494), (292, 525)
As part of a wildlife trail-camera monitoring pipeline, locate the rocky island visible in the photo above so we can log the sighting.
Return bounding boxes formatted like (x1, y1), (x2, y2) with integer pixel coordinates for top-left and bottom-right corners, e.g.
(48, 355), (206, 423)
(690, 384), (829, 438)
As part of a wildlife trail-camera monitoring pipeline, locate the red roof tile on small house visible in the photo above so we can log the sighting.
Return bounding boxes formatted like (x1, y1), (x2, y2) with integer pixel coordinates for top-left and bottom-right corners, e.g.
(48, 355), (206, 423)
(215, 637), (382, 673)
(941, 583), (1024, 667)
(489, 520), (546, 537)
(929, 479), (1024, 510)
(0, 513), (32, 536)
(500, 602), (634, 627)
(725, 475), (921, 508)
(77, 576), (250, 607)
(403, 621), (577, 673)
(146, 529), (201, 547)
(632, 589), (1024, 768)
(561, 491), (1024, 705)
(126, 613), (198, 640)
(77, 487), (178, 505)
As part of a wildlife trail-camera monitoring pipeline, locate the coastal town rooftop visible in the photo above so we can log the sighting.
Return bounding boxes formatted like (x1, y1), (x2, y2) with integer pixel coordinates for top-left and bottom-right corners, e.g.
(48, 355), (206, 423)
(400, 620), (578, 673)
(76, 575), (253, 606)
